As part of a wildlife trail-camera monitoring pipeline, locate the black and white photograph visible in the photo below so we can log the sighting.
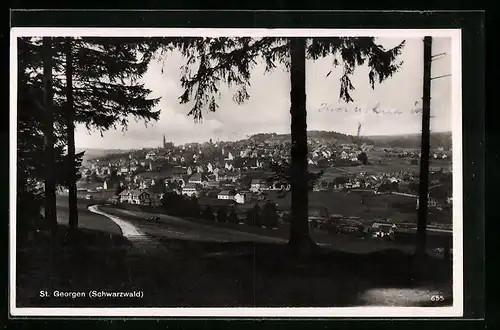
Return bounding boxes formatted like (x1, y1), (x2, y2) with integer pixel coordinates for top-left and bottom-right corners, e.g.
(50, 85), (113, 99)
(10, 28), (463, 317)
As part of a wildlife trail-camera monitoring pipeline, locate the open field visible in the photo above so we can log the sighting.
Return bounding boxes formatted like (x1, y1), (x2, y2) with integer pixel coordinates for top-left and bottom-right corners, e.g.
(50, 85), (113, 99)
(61, 185), (451, 227)
(320, 158), (451, 177)
(270, 190), (451, 225)
(58, 190), (116, 203)
(101, 202), (451, 254)
(54, 198), (121, 234)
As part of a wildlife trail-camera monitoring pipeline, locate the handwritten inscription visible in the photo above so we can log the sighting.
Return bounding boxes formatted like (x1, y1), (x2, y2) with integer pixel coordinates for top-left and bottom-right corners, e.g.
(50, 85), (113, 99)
(318, 102), (422, 115)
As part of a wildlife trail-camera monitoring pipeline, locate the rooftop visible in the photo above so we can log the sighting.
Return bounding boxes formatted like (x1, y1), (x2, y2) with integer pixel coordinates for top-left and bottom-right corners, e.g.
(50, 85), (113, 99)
(218, 190), (236, 196)
(183, 183), (197, 190)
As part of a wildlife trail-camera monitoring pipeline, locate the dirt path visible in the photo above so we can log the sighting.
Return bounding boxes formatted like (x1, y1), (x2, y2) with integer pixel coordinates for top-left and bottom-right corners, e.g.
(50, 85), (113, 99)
(88, 205), (170, 257)
(99, 206), (287, 244)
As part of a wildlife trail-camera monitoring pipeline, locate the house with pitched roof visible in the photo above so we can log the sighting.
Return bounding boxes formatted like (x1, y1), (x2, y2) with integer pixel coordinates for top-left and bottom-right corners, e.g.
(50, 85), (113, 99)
(118, 189), (151, 205)
(371, 222), (397, 238)
(234, 192), (246, 204)
(188, 172), (207, 186)
(217, 189), (236, 200)
(182, 183), (199, 197)
(250, 179), (268, 193)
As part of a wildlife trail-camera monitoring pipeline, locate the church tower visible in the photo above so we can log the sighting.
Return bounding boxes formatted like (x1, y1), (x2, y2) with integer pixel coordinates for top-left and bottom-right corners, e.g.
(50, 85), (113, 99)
(163, 134), (166, 149)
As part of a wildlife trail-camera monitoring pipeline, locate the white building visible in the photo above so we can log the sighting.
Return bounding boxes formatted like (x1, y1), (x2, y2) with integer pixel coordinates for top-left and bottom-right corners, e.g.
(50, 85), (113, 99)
(217, 190), (235, 200)
(250, 179), (267, 193)
(118, 189), (151, 205)
(207, 163), (214, 173)
(145, 151), (156, 160)
(416, 196), (439, 209)
(234, 193), (245, 204)
(100, 166), (111, 176)
(182, 183), (199, 197)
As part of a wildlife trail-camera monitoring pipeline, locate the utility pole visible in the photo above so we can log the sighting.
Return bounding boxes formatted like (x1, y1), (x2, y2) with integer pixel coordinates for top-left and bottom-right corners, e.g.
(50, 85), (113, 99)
(416, 36), (432, 257)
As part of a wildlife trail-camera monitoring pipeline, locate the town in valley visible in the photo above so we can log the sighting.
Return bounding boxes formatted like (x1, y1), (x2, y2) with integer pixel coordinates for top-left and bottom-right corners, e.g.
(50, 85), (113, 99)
(71, 130), (453, 253)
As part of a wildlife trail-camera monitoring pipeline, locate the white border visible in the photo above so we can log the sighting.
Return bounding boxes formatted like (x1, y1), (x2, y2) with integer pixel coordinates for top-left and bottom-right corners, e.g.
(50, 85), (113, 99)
(9, 28), (463, 318)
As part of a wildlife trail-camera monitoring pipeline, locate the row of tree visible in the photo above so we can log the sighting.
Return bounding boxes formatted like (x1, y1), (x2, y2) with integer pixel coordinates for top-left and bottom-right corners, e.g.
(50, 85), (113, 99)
(18, 37), (162, 237)
(160, 192), (279, 227)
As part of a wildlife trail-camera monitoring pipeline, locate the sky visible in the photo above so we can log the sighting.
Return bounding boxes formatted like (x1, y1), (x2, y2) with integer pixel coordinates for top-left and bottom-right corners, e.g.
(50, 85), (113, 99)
(74, 37), (452, 149)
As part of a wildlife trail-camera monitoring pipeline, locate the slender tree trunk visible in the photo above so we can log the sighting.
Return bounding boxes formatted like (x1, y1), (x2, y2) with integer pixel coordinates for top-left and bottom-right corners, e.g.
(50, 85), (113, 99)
(416, 36), (433, 257)
(288, 37), (313, 257)
(42, 37), (57, 232)
(65, 38), (79, 231)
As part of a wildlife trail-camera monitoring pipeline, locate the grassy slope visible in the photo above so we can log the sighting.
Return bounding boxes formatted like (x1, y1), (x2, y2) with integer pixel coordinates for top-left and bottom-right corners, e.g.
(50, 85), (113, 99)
(16, 229), (452, 308)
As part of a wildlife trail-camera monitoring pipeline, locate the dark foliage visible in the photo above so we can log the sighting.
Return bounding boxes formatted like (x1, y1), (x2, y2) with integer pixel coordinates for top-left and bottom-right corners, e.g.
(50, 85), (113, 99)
(228, 208), (239, 223)
(246, 203), (262, 226)
(216, 206), (228, 223)
(188, 196), (202, 218)
(261, 202), (279, 227)
(115, 185), (126, 196)
(202, 205), (215, 221)
(156, 37), (404, 121)
(357, 152), (368, 165)
(267, 161), (324, 198)
(51, 37), (162, 135)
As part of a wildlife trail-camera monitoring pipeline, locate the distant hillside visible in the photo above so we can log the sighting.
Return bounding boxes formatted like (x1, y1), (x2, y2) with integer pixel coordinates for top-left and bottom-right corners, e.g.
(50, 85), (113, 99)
(248, 131), (452, 150)
(365, 131), (452, 149)
(249, 131), (374, 144)
(76, 148), (131, 164)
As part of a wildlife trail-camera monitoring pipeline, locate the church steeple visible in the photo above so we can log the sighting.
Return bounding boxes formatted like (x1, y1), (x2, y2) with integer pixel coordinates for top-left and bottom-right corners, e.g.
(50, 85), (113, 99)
(163, 134), (166, 149)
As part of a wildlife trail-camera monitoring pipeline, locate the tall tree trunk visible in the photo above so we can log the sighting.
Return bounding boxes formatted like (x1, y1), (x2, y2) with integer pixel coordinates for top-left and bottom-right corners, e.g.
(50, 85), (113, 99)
(416, 36), (433, 257)
(65, 38), (79, 231)
(288, 37), (313, 257)
(42, 37), (57, 232)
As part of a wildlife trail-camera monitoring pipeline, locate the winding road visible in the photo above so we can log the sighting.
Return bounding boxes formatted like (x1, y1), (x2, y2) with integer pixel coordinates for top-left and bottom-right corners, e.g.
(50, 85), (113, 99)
(91, 204), (286, 244)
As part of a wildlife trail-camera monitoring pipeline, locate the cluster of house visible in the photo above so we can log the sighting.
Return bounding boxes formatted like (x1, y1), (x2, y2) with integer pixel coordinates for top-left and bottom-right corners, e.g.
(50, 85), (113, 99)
(308, 211), (399, 239)
(313, 170), (419, 192)
(303, 142), (377, 167)
(88, 164), (289, 208)
(77, 135), (452, 215)
(169, 171), (288, 205)
(382, 148), (450, 160)
(82, 137), (380, 184)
